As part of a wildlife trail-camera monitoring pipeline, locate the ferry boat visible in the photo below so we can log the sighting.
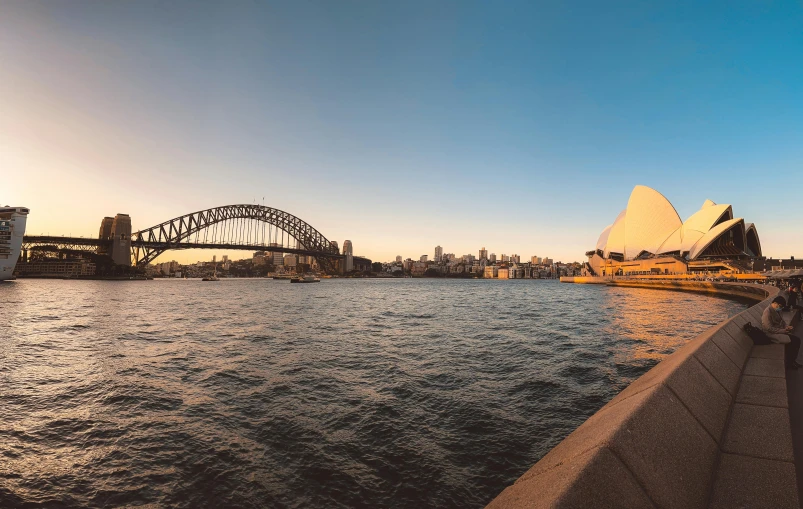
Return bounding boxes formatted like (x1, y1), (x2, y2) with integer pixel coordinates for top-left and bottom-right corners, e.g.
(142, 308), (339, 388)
(0, 206), (29, 281)
(290, 274), (320, 283)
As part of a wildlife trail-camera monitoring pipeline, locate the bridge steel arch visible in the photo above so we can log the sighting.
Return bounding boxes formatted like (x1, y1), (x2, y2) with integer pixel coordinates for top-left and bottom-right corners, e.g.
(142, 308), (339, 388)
(131, 204), (341, 271)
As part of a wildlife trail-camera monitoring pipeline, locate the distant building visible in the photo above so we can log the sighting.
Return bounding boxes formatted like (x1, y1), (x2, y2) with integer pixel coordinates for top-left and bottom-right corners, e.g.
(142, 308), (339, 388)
(501, 254), (510, 263)
(343, 240), (353, 256)
(268, 243), (283, 266)
(479, 247), (488, 260)
(396, 255), (402, 263)
(484, 266), (498, 278)
(531, 255), (539, 265)
(330, 241), (339, 253)
(498, 268), (509, 279)
(511, 254), (520, 264)
(284, 254), (297, 267)
(434, 245), (443, 262)
(420, 255), (428, 263)
(543, 257), (553, 266)
(411, 261), (427, 277)
(489, 253), (497, 263)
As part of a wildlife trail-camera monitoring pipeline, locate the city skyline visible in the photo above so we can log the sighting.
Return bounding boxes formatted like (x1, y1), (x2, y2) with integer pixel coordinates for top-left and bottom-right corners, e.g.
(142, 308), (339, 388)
(4, 1), (802, 265)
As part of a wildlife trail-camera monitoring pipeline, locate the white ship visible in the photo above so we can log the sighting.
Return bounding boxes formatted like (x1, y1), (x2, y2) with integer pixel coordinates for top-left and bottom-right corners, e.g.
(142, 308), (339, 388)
(0, 206), (29, 281)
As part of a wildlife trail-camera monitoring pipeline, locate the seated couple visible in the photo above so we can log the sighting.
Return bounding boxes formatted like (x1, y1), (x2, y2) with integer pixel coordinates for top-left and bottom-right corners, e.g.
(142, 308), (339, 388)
(763, 296), (802, 370)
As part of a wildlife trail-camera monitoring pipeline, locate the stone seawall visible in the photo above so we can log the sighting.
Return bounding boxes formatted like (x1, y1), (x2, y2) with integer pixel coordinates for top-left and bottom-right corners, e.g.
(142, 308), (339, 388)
(561, 276), (771, 302)
(488, 281), (799, 509)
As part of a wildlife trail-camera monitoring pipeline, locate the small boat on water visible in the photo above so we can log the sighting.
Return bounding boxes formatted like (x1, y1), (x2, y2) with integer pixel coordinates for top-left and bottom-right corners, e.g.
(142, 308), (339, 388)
(291, 274), (320, 283)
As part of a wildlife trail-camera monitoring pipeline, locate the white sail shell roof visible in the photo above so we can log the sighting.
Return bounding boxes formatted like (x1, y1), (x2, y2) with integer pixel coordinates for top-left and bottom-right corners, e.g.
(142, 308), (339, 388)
(682, 204), (732, 235)
(687, 218), (745, 260)
(623, 186), (682, 259)
(595, 224), (613, 251)
(593, 187), (760, 262)
(604, 210), (627, 258)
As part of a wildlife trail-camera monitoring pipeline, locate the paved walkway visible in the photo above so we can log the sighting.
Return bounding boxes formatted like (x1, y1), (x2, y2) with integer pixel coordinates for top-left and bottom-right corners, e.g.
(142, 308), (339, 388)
(786, 317), (803, 500)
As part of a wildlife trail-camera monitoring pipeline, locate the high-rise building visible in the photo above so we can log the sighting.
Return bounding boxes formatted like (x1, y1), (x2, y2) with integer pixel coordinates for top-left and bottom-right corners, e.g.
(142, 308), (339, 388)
(396, 255), (402, 263)
(531, 255), (539, 265)
(343, 240), (353, 256)
(420, 255), (428, 263)
(330, 241), (339, 253)
(501, 254), (510, 263)
(511, 254), (520, 264)
(479, 247), (488, 260)
(434, 245), (443, 262)
(489, 253), (497, 263)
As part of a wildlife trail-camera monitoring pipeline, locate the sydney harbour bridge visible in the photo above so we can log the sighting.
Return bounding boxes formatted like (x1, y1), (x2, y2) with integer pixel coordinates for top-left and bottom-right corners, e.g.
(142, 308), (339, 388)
(21, 204), (371, 274)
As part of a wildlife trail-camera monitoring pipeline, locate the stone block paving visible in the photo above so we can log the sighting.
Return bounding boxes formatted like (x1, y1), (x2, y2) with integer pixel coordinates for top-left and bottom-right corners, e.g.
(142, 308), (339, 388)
(709, 309), (801, 509)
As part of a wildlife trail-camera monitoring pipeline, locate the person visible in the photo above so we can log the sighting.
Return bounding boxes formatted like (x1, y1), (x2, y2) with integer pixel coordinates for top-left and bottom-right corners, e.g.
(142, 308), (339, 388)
(787, 281), (803, 311)
(762, 296), (802, 369)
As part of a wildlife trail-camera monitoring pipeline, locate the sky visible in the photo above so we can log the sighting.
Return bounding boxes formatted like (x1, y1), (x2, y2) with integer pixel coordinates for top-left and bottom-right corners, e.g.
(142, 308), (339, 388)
(2, 1), (802, 264)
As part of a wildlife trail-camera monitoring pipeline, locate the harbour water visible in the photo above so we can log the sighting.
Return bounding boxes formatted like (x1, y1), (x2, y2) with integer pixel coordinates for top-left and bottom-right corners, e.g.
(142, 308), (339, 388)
(0, 278), (747, 508)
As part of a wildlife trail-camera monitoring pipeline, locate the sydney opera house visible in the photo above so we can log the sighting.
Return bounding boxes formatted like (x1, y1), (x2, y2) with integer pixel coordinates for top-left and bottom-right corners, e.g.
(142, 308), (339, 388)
(586, 186), (762, 277)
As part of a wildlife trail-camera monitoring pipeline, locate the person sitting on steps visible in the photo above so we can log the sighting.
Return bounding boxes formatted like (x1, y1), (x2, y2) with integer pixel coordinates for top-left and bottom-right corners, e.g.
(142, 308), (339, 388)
(762, 296), (802, 370)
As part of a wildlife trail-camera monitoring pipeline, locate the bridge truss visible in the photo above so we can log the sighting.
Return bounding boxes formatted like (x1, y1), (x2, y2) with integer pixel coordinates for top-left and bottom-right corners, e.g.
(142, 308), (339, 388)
(131, 204), (342, 271)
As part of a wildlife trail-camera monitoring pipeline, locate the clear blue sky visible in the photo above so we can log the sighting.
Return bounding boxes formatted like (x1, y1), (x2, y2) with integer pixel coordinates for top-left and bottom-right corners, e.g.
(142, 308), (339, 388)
(3, 1), (802, 263)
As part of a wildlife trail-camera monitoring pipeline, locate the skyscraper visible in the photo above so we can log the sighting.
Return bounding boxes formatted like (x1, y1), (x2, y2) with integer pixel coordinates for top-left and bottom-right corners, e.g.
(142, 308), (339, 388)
(479, 247), (488, 260)
(489, 253), (497, 263)
(434, 245), (443, 262)
(396, 255), (402, 263)
(343, 240), (353, 256)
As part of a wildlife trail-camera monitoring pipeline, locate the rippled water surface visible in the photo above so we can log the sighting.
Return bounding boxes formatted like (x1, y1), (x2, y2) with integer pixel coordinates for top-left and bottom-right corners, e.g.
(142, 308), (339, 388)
(1, 278), (747, 508)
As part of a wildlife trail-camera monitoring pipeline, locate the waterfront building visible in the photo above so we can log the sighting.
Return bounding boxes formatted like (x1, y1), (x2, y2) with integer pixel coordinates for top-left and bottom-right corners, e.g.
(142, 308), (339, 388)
(588, 185), (762, 276)
(483, 266), (498, 278)
(283, 254), (297, 267)
(0, 206), (29, 281)
(411, 261), (427, 277)
(479, 247), (488, 260)
(343, 240), (353, 256)
(434, 245), (443, 262)
(498, 268), (509, 279)
(15, 258), (95, 277)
